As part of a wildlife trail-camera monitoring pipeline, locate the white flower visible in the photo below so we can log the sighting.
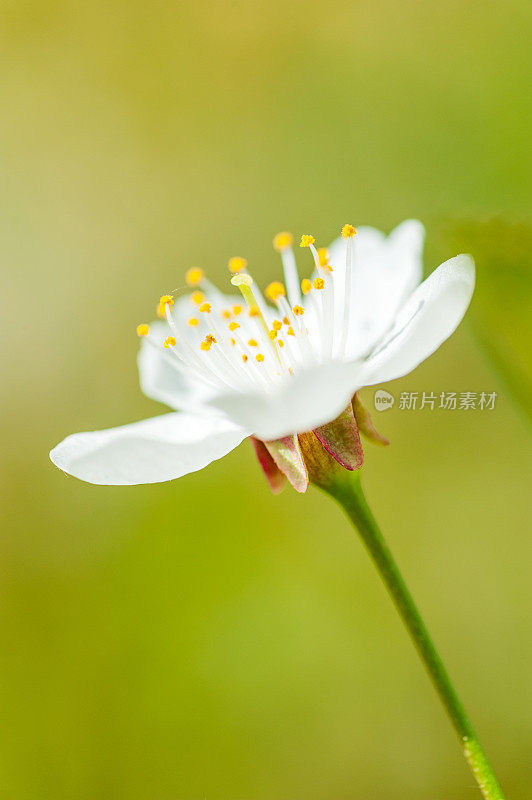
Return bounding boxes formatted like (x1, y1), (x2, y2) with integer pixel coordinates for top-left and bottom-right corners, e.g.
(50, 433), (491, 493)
(50, 220), (474, 488)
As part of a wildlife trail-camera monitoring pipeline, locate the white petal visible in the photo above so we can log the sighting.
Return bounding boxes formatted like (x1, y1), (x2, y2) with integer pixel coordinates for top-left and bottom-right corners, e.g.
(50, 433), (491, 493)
(362, 254), (475, 385)
(50, 412), (249, 485)
(327, 220), (425, 357)
(138, 321), (220, 413)
(207, 360), (366, 441)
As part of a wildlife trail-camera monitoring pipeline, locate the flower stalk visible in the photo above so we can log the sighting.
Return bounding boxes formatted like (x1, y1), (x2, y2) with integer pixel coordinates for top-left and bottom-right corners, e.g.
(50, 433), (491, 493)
(318, 469), (505, 800)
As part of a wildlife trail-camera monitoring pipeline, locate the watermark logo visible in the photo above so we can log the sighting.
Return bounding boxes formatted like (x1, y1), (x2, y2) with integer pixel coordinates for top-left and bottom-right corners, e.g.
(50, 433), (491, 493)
(374, 389), (395, 411)
(373, 389), (497, 411)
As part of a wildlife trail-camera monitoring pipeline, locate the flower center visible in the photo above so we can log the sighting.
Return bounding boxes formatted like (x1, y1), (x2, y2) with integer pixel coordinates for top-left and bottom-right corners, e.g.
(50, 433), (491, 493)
(137, 225), (357, 395)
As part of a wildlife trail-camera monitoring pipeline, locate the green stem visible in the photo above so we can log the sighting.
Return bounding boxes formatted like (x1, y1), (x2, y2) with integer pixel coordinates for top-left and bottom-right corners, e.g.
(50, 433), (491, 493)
(321, 470), (505, 800)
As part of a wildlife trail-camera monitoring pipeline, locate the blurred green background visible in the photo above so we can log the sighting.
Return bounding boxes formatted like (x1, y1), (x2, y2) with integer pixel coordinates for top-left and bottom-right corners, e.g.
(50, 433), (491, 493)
(1, 0), (531, 797)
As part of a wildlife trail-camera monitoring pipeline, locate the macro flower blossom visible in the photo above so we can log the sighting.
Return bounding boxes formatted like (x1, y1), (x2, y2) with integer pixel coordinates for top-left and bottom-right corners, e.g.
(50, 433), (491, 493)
(50, 220), (475, 490)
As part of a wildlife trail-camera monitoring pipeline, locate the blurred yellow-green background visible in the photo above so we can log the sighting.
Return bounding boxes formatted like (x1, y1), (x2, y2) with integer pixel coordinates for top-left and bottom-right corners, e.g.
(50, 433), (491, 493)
(1, 1), (531, 797)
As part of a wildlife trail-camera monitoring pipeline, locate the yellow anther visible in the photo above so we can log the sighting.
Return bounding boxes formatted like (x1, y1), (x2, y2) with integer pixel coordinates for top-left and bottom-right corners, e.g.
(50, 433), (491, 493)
(273, 231), (294, 251)
(313, 277), (324, 290)
(248, 305), (260, 317)
(272, 319), (282, 331)
(136, 324), (150, 337)
(248, 338), (258, 347)
(185, 267), (204, 286)
(232, 305), (242, 316)
(188, 317), (199, 327)
(287, 326), (295, 336)
(256, 353), (265, 362)
(228, 321), (240, 331)
(317, 247), (329, 266)
(199, 302), (211, 313)
(265, 281), (286, 302)
(300, 234), (315, 248)
(278, 339), (284, 347)
(206, 334), (217, 344)
(301, 278), (312, 295)
(157, 294), (174, 319)
(292, 305), (304, 316)
(230, 337), (236, 346)
(163, 336), (176, 348)
(200, 341), (211, 351)
(283, 316), (290, 325)
(191, 290), (205, 305)
(268, 329), (278, 340)
(242, 353), (248, 362)
(222, 310), (231, 319)
(228, 256), (248, 274)
(341, 223), (357, 239)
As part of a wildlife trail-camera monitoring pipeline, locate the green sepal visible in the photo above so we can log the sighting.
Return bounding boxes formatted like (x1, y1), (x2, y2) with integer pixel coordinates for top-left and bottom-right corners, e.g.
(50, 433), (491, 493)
(263, 434), (309, 493)
(249, 437), (287, 494)
(313, 403), (364, 470)
(352, 392), (390, 447)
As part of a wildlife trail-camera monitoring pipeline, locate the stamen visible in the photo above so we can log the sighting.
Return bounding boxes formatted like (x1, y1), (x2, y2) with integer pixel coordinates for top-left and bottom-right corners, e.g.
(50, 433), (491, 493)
(292, 305), (304, 316)
(342, 223), (357, 239)
(228, 321), (240, 331)
(339, 223), (357, 356)
(274, 231), (301, 306)
(200, 334), (217, 352)
(222, 310), (231, 319)
(199, 302), (211, 313)
(188, 318), (199, 327)
(242, 354), (248, 362)
(185, 267), (204, 287)
(228, 257), (248, 274)
(308, 242), (335, 359)
(273, 231), (294, 251)
(272, 319), (283, 331)
(191, 290), (205, 306)
(248, 338), (257, 347)
(164, 336), (176, 348)
(265, 282), (286, 302)
(232, 305), (242, 316)
(300, 234), (315, 248)
(157, 294), (174, 318)
(200, 305), (252, 387)
(275, 295), (312, 365)
(136, 324), (150, 337)
(256, 354), (265, 362)
(163, 303), (210, 373)
(317, 248), (330, 267)
(301, 279), (312, 295)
